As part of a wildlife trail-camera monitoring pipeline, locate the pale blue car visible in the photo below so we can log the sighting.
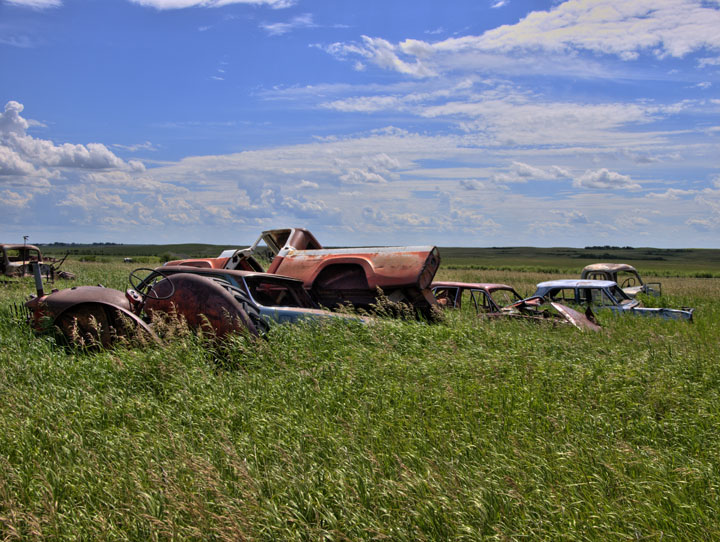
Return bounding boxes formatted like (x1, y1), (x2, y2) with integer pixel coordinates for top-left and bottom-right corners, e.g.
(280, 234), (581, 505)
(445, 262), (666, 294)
(529, 279), (694, 321)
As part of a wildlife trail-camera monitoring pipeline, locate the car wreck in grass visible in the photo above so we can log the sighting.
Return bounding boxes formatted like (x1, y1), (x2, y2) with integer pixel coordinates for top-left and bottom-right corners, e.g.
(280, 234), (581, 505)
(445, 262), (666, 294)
(21, 264), (360, 348)
(1, 243), (75, 281)
(166, 227), (441, 319)
(432, 281), (523, 312)
(580, 263), (660, 297)
(431, 281), (601, 331)
(143, 266), (366, 328)
(529, 279), (694, 321)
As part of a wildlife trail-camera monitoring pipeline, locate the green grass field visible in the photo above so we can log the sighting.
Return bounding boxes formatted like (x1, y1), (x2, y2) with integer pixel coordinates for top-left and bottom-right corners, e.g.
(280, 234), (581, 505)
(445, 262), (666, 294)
(38, 243), (720, 278)
(1, 258), (719, 540)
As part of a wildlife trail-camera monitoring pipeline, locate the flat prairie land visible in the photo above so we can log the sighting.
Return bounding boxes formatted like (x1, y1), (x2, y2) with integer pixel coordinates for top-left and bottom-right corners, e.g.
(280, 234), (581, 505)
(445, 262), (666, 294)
(38, 243), (720, 277)
(1, 258), (719, 540)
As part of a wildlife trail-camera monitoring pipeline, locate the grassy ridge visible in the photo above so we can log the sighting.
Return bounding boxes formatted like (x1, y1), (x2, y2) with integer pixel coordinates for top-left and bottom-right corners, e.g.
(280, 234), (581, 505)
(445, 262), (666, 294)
(36, 243), (720, 277)
(1, 262), (719, 539)
(438, 247), (720, 277)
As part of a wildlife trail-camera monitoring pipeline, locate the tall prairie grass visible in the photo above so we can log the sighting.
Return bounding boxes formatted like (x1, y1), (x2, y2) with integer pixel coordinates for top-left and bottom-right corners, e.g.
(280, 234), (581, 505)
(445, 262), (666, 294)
(1, 261), (719, 540)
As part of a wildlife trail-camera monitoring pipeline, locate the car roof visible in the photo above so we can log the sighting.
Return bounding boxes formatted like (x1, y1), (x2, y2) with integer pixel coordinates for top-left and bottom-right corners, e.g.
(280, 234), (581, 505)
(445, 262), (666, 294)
(582, 263), (637, 272)
(431, 281), (516, 291)
(536, 279), (617, 288)
(159, 265), (304, 284)
(1, 244), (42, 251)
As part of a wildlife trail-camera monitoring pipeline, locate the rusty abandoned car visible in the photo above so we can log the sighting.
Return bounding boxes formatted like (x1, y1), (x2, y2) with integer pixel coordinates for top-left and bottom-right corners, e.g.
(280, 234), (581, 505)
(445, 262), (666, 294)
(166, 227), (441, 318)
(431, 281), (600, 331)
(432, 281), (523, 312)
(21, 264), (360, 347)
(1, 243), (75, 281)
(528, 280), (693, 321)
(580, 263), (661, 298)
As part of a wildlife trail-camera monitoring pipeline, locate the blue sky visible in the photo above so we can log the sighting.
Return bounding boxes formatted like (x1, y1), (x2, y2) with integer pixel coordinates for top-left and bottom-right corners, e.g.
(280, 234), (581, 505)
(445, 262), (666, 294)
(2, 0), (719, 248)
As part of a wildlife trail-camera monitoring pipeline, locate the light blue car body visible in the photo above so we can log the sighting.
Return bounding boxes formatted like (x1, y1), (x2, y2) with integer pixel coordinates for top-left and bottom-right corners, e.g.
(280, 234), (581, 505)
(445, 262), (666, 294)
(530, 279), (694, 321)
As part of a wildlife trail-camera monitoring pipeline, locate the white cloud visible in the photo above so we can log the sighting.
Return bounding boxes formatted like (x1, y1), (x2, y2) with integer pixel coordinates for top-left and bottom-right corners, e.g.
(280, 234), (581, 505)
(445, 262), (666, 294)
(0, 145), (38, 176)
(321, 95), (403, 113)
(317, 81), (674, 148)
(616, 215), (651, 228)
(112, 141), (158, 152)
(324, 1), (720, 78)
(5, 0), (61, 8)
(0, 189), (34, 209)
(572, 168), (641, 190)
(325, 36), (437, 78)
(491, 161), (571, 183)
(280, 195), (338, 219)
(261, 14), (315, 36)
(646, 188), (697, 199)
(1, 101), (141, 172)
(339, 168), (388, 184)
(459, 179), (491, 191)
(686, 217), (718, 231)
(464, 0), (720, 59)
(551, 209), (589, 224)
(699, 57), (720, 68)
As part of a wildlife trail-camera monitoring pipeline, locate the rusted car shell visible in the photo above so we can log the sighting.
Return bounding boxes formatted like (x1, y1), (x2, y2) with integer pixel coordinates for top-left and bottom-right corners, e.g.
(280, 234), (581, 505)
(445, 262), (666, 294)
(531, 279), (693, 321)
(580, 263), (661, 297)
(152, 266), (366, 326)
(2, 243), (44, 277)
(2, 243), (75, 280)
(166, 227), (441, 317)
(276, 246), (440, 290)
(432, 280), (599, 331)
(143, 273), (258, 337)
(550, 302), (602, 332)
(431, 281), (521, 312)
(25, 285), (157, 346)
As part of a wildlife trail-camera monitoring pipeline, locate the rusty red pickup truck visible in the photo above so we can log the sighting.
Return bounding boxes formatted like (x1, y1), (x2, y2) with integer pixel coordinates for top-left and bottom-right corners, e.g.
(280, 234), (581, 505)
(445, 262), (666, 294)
(166, 228), (441, 317)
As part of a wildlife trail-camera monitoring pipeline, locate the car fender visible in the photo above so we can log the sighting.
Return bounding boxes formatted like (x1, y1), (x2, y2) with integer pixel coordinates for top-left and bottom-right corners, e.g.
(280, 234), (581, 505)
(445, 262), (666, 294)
(53, 301), (158, 346)
(143, 273), (259, 337)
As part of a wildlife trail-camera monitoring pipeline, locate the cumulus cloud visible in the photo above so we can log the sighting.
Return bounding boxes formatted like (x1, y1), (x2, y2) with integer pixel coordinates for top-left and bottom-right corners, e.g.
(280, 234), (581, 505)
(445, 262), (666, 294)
(0, 101), (149, 216)
(0, 189), (34, 209)
(0, 145), (38, 176)
(551, 209), (590, 224)
(0, 101), (142, 176)
(362, 205), (500, 233)
(491, 162), (571, 183)
(572, 168), (641, 190)
(339, 168), (388, 184)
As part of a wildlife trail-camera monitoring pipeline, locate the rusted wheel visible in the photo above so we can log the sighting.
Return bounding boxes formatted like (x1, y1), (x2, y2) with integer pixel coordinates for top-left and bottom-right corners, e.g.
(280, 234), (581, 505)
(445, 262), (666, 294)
(55, 303), (157, 348)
